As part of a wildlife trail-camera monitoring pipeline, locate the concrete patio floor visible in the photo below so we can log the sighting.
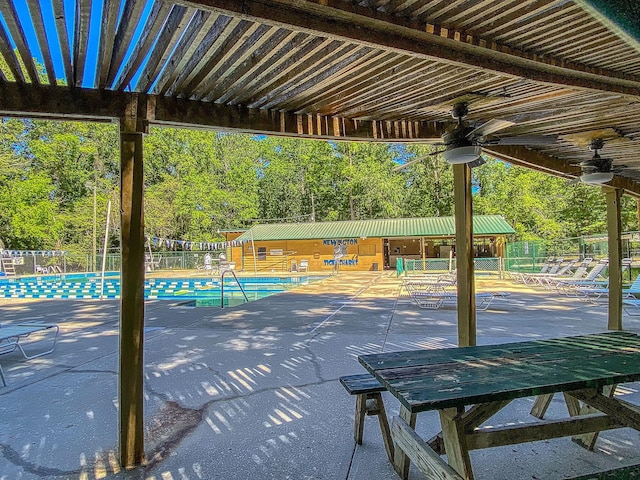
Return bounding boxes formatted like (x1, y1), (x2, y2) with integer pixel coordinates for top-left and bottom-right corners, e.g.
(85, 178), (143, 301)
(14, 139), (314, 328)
(1, 272), (640, 480)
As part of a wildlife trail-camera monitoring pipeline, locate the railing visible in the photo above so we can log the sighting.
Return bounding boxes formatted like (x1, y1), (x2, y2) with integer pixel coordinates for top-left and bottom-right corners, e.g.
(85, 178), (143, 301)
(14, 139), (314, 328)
(242, 254), (292, 272)
(220, 269), (249, 308)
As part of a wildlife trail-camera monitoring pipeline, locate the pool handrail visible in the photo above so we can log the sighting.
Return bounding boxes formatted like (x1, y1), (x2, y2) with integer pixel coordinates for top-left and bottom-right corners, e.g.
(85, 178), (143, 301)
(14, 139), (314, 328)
(220, 270), (249, 308)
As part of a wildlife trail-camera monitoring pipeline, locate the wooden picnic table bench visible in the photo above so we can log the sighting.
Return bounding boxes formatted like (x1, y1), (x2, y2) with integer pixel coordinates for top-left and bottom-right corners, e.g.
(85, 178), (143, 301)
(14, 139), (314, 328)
(339, 373), (393, 462)
(358, 331), (640, 480)
(0, 322), (59, 386)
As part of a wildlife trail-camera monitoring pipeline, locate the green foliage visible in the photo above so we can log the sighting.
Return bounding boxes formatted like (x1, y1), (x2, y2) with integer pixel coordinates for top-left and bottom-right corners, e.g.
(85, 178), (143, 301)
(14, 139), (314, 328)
(399, 144), (454, 217)
(0, 119), (637, 253)
(0, 172), (63, 249)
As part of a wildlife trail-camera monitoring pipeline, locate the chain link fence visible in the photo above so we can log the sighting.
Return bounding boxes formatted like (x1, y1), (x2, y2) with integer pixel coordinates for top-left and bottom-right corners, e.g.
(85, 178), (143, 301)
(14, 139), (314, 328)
(1, 250), (226, 276)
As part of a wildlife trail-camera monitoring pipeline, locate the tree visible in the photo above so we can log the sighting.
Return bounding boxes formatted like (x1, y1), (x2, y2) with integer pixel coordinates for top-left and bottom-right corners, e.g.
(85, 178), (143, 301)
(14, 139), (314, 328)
(333, 142), (405, 220)
(396, 144), (455, 217)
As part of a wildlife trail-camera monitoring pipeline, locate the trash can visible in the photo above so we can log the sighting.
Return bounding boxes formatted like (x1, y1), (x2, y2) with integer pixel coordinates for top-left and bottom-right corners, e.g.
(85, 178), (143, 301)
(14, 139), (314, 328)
(371, 262), (378, 271)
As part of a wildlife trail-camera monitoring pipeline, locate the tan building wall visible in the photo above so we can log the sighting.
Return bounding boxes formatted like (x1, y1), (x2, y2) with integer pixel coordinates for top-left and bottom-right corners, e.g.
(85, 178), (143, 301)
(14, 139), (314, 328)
(223, 232), (507, 272)
(239, 238), (384, 272)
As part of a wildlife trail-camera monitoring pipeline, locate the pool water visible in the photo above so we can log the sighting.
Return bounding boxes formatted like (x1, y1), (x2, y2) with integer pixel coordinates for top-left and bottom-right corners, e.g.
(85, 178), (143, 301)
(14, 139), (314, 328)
(0, 273), (321, 306)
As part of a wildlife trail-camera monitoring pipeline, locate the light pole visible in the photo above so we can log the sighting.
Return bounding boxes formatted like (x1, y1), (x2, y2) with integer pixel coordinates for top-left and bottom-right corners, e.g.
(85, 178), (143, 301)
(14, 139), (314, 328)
(86, 173), (98, 272)
(92, 170), (97, 272)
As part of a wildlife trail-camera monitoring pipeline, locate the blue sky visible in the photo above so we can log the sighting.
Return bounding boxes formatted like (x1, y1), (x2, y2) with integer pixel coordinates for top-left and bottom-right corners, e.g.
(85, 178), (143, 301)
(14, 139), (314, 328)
(4, 0), (156, 89)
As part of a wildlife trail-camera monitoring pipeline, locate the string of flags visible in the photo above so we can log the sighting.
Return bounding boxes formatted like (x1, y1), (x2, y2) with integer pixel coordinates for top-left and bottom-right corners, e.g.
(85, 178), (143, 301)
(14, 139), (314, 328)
(146, 236), (248, 251)
(1, 250), (67, 257)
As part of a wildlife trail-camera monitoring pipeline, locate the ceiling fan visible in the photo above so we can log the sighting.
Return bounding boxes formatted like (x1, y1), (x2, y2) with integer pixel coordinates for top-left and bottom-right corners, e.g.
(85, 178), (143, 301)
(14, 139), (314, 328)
(571, 138), (626, 185)
(439, 102), (558, 165)
(395, 102), (558, 171)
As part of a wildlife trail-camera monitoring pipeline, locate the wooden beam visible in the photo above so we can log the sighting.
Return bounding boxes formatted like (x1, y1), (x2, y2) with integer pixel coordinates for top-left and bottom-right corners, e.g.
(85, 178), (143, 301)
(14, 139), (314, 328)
(570, 389), (640, 431)
(453, 164), (476, 347)
(391, 416), (464, 480)
(394, 405), (417, 480)
(465, 413), (625, 450)
(181, 0), (640, 97)
(0, 84), (443, 142)
(483, 146), (640, 197)
(118, 94), (147, 468)
(605, 187), (623, 331)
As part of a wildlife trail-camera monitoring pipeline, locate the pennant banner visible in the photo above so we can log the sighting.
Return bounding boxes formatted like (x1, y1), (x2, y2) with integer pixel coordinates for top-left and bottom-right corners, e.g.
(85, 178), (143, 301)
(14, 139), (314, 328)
(1, 250), (66, 257)
(146, 236), (248, 251)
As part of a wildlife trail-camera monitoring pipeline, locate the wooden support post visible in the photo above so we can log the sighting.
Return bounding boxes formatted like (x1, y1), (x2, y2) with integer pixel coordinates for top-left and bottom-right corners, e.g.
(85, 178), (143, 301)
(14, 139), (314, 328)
(453, 164), (476, 347)
(605, 187), (623, 331)
(119, 95), (148, 468)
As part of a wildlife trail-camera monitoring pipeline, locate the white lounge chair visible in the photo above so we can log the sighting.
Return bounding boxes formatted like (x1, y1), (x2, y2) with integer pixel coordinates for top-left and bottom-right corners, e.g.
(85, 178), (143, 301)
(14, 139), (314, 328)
(407, 289), (510, 311)
(0, 322), (59, 386)
(197, 253), (216, 274)
(556, 258), (631, 296)
(520, 258), (579, 286)
(552, 258), (609, 292)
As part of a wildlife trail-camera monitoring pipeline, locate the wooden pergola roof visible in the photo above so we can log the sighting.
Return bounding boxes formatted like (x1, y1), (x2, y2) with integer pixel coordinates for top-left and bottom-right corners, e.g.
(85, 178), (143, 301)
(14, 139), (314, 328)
(2, 0), (639, 468)
(0, 0), (639, 190)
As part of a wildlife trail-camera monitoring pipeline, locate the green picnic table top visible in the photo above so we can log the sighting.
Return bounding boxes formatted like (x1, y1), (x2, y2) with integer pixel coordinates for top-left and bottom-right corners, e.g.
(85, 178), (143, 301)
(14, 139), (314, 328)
(358, 331), (640, 413)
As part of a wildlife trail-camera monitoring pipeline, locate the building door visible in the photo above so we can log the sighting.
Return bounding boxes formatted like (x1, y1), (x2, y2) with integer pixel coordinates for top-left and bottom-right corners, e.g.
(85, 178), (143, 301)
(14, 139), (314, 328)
(383, 239), (391, 269)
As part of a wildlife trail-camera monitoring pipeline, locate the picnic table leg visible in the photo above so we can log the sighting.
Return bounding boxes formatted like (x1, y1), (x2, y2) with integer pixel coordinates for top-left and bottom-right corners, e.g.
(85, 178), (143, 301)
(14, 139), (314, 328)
(354, 393), (366, 444)
(439, 407), (474, 480)
(393, 405), (417, 480)
(370, 392), (395, 463)
(565, 385), (617, 450)
(530, 393), (554, 419)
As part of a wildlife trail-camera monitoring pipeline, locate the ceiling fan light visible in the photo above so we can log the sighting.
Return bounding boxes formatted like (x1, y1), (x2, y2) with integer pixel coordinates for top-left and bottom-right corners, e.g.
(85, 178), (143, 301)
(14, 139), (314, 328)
(580, 172), (614, 184)
(442, 145), (482, 164)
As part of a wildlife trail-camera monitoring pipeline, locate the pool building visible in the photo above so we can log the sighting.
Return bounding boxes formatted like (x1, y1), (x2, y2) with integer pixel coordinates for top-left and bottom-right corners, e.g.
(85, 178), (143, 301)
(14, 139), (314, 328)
(223, 215), (515, 272)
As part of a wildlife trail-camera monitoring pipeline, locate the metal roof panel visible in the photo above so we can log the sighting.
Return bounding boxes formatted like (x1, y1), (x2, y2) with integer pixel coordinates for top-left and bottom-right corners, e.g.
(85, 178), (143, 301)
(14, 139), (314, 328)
(236, 216), (515, 241)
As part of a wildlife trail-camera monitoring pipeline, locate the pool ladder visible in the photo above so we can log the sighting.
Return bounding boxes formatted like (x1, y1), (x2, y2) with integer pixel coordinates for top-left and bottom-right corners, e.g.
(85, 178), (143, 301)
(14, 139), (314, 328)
(220, 269), (249, 308)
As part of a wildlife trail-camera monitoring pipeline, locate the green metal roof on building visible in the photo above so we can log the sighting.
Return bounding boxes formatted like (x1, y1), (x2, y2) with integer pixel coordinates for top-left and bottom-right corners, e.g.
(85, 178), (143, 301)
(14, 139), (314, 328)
(235, 216), (515, 242)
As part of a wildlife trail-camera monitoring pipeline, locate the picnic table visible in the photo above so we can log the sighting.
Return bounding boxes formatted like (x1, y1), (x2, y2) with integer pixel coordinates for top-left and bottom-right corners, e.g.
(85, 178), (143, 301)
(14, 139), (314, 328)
(358, 331), (640, 480)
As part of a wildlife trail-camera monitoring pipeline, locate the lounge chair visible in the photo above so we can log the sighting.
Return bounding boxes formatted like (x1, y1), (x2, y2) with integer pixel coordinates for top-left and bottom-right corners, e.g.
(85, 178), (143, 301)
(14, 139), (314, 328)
(404, 278), (508, 311)
(407, 288), (510, 311)
(552, 258), (608, 292)
(506, 257), (554, 283)
(403, 274), (456, 298)
(519, 257), (570, 285)
(556, 258), (630, 295)
(197, 253), (216, 274)
(219, 253), (233, 272)
(623, 299), (640, 316)
(403, 271), (456, 288)
(0, 322), (59, 386)
(577, 272), (640, 303)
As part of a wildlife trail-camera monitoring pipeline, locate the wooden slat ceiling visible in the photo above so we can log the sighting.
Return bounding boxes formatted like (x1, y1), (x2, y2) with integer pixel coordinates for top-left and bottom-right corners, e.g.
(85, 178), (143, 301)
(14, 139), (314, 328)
(0, 0), (639, 192)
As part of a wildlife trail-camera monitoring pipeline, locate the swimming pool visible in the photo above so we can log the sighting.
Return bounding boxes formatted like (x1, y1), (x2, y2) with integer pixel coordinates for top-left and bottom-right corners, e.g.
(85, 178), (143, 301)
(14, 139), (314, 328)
(0, 273), (321, 307)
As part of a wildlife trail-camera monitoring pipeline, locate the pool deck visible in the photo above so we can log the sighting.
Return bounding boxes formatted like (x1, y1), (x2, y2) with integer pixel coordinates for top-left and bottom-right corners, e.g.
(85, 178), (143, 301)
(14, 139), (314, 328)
(1, 271), (640, 479)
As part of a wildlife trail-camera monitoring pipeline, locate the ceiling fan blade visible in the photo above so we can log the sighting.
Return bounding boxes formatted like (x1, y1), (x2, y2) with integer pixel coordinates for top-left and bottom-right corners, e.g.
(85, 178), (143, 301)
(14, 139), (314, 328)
(467, 119), (515, 139)
(392, 152), (445, 171)
(491, 134), (558, 146)
(467, 157), (486, 168)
